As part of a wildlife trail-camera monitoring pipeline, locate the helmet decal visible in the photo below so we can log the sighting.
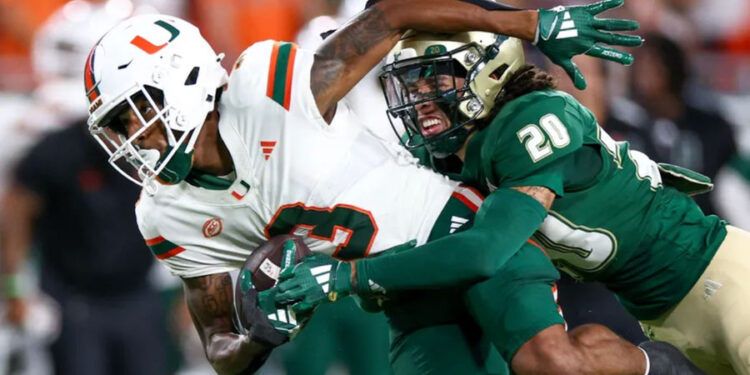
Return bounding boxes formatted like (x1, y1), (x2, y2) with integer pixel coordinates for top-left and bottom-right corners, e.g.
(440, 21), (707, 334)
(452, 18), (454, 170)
(130, 20), (180, 55)
(424, 44), (447, 56)
(84, 46), (100, 103)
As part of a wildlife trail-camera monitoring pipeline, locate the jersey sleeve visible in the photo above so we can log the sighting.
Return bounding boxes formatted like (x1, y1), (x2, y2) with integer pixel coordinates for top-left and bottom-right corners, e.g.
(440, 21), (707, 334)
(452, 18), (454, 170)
(226, 40), (320, 122)
(486, 92), (587, 196)
(135, 196), (238, 279)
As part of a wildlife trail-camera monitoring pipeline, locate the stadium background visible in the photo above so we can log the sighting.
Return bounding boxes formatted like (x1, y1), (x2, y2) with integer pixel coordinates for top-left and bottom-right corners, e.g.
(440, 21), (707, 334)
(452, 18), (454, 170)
(0, 0), (748, 374)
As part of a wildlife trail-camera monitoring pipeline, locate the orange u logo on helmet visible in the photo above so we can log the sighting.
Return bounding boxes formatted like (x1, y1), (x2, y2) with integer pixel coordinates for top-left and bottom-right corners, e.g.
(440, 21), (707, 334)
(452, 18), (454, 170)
(130, 20), (181, 54)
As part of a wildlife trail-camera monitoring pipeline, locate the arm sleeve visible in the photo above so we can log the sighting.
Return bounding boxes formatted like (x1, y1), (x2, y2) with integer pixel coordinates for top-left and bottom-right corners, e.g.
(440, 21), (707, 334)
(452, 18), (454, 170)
(354, 188), (547, 292)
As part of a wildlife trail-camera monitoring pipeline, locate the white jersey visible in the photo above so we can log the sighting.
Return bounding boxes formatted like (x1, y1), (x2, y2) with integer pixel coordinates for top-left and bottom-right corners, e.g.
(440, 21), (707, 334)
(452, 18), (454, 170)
(136, 41), (480, 278)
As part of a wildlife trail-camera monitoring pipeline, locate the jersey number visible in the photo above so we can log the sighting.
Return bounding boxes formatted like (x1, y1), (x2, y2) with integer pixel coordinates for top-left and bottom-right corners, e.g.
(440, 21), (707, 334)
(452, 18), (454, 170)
(516, 114), (570, 162)
(534, 212), (617, 276)
(264, 203), (378, 260)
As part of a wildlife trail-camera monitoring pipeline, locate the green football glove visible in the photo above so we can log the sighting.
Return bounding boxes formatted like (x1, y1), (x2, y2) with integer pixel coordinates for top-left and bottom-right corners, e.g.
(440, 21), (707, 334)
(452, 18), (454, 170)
(274, 253), (354, 315)
(535, 0), (643, 90)
(256, 287), (309, 337)
(235, 240), (310, 343)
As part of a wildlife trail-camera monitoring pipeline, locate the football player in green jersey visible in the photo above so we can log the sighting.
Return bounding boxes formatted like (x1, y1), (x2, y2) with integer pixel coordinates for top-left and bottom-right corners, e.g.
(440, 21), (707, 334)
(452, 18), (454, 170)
(361, 31), (748, 374)
(272, 30), (709, 375)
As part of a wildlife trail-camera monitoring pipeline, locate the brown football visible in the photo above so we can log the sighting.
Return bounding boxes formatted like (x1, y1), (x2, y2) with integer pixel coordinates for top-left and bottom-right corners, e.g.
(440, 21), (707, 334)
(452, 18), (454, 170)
(240, 234), (312, 292)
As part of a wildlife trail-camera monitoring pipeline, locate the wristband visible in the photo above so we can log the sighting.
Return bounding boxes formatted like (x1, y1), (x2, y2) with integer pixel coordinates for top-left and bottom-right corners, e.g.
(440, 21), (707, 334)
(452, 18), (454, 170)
(2, 274), (24, 298)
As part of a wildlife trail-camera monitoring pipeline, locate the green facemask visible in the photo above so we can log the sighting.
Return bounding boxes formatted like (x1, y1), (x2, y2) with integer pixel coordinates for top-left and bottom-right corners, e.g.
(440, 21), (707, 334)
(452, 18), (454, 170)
(155, 143), (194, 184)
(425, 125), (473, 159)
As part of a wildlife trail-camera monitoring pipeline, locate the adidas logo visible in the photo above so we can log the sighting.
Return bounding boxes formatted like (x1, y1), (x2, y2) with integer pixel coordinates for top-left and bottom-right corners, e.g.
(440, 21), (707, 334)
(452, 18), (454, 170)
(260, 141), (277, 160)
(557, 11), (578, 40)
(311, 264), (332, 293)
(704, 279), (722, 300)
(450, 216), (469, 234)
(267, 307), (297, 333)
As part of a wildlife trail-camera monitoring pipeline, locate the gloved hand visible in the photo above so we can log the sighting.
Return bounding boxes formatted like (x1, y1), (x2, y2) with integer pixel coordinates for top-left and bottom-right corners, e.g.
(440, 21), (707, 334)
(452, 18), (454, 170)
(535, 0), (643, 89)
(274, 253), (354, 316)
(235, 241), (309, 346)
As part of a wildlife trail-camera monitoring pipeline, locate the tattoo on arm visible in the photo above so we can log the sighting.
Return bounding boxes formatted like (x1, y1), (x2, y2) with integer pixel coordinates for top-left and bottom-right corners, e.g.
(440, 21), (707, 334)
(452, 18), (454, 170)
(183, 273), (235, 345)
(311, 6), (399, 115)
(183, 274), (269, 374)
(511, 186), (556, 210)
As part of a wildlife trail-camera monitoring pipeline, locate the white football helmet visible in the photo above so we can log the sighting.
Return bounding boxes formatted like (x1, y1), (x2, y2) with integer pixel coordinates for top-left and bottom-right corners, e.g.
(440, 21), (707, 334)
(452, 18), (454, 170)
(85, 14), (228, 190)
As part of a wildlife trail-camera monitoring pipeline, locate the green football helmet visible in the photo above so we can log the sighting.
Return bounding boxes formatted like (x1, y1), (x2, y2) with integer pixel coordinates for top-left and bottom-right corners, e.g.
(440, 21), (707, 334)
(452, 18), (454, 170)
(380, 31), (524, 158)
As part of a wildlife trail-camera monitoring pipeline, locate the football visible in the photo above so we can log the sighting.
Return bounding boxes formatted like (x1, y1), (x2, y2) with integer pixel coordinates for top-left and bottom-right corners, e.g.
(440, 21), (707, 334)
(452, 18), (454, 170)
(240, 234), (312, 291)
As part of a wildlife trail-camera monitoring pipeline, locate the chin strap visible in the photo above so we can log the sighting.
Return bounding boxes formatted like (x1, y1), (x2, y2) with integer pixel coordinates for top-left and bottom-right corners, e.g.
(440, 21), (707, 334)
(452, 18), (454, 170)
(154, 123), (204, 185)
(155, 142), (194, 185)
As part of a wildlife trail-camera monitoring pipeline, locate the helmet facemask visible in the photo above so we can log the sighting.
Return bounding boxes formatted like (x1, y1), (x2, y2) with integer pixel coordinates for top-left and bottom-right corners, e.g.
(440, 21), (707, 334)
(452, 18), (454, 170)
(381, 32), (525, 159)
(381, 52), (478, 158)
(90, 84), (201, 193)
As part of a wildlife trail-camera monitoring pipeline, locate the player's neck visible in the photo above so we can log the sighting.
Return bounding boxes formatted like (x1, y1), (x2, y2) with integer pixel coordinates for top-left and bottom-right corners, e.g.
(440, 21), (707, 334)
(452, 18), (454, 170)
(191, 110), (234, 176)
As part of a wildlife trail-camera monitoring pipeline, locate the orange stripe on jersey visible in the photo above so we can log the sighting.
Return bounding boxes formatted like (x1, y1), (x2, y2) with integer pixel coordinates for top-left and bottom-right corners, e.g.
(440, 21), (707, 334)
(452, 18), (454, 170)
(266, 41), (281, 99)
(282, 44), (297, 110)
(452, 184), (485, 213)
(526, 238), (549, 257)
(155, 246), (185, 260)
(145, 236), (185, 260)
(451, 191), (479, 212)
(266, 42), (297, 110)
(145, 236), (165, 246)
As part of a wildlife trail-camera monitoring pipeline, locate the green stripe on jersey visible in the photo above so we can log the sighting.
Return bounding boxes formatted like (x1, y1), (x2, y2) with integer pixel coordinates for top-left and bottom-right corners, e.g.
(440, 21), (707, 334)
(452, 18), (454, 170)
(148, 238), (181, 258)
(270, 42), (294, 107)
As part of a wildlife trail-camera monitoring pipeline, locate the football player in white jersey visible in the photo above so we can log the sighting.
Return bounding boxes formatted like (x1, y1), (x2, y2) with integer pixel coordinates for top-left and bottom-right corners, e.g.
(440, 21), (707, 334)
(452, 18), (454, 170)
(81, 1), (694, 374)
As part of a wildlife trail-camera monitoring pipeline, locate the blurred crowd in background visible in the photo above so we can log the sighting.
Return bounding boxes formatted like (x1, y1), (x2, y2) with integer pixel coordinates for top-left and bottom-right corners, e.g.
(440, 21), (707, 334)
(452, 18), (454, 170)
(0, 0), (748, 374)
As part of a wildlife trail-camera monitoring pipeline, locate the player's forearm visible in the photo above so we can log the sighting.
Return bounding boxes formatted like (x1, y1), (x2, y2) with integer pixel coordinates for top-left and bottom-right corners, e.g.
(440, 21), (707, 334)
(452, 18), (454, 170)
(353, 189), (548, 292)
(312, 0), (537, 117)
(379, 0), (538, 41)
(183, 273), (270, 375)
(206, 333), (270, 375)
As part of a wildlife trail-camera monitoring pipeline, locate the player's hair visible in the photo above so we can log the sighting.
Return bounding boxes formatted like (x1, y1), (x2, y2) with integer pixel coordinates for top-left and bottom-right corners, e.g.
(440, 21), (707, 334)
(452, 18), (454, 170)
(477, 64), (556, 129)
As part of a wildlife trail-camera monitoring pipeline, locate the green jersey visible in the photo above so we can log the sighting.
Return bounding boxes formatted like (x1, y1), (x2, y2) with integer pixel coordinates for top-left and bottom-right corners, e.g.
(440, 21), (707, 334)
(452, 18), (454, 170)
(414, 90), (727, 320)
